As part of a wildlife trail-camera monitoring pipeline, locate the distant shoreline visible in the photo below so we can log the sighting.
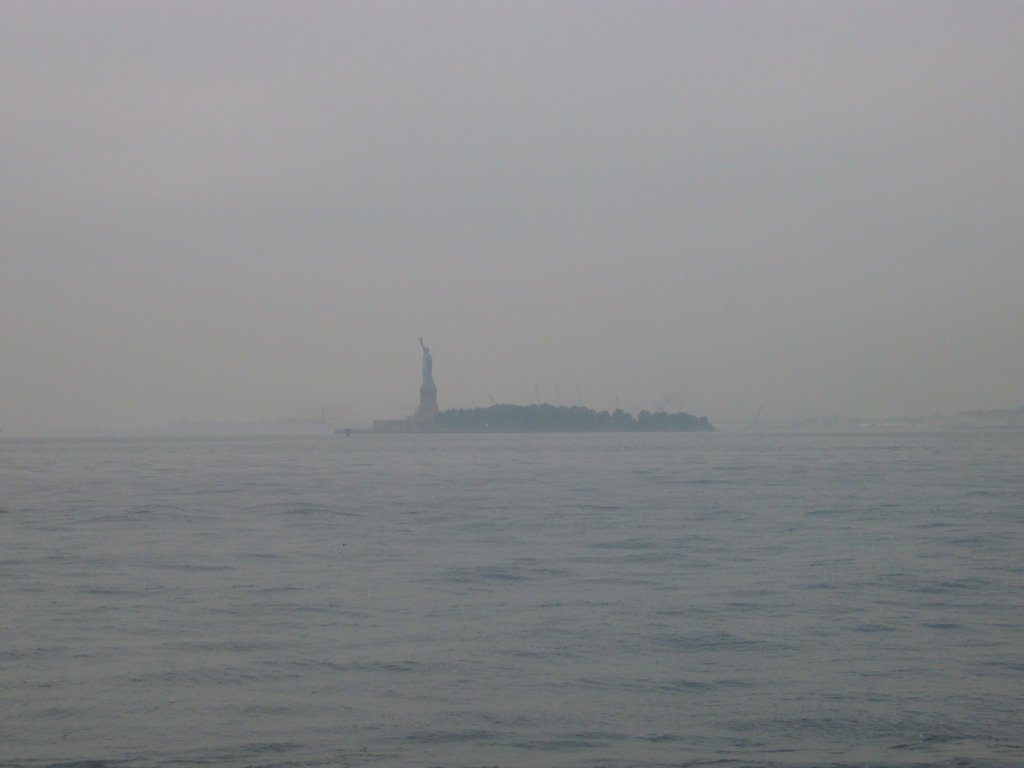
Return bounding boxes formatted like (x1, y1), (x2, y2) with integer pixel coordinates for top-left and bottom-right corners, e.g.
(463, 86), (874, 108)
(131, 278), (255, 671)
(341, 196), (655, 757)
(362, 403), (714, 434)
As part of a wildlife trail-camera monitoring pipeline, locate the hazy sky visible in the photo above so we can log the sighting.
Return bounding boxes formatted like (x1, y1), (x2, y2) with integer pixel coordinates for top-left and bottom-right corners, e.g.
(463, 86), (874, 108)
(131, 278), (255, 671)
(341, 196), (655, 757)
(4, 1), (1023, 432)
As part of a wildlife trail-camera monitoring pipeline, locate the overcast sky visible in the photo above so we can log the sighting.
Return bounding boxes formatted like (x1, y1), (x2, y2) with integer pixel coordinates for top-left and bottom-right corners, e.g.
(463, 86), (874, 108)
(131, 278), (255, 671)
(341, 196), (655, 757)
(3, 1), (1023, 432)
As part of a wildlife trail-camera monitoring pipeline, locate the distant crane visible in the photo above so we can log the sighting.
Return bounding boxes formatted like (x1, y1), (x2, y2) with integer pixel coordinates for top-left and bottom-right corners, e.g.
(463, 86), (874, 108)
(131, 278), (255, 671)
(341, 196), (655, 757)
(555, 385), (565, 406)
(749, 405), (763, 429)
(488, 394), (496, 405)
(575, 385), (584, 407)
(534, 384), (541, 405)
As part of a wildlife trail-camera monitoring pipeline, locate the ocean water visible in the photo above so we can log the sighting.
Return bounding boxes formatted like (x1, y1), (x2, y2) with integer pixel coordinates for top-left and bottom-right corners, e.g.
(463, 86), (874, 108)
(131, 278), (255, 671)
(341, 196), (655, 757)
(1, 430), (1022, 768)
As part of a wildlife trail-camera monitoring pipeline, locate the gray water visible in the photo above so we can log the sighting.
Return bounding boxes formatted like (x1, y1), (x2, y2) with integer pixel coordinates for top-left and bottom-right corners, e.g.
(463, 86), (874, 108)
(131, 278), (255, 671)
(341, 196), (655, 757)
(1, 431), (1022, 768)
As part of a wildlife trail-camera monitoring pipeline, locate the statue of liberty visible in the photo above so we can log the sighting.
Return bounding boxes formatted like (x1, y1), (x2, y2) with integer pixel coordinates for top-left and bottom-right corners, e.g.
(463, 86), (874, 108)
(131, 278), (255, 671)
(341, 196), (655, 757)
(419, 337), (434, 387)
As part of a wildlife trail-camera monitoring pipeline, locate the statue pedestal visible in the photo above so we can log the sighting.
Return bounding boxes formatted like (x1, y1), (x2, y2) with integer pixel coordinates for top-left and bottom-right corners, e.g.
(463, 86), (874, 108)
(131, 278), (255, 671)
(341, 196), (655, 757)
(413, 384), (438, 421)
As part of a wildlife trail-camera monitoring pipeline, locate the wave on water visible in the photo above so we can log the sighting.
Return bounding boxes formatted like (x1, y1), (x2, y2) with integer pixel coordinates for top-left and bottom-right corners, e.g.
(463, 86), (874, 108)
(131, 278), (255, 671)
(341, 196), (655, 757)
(1, 432), (1022, 768)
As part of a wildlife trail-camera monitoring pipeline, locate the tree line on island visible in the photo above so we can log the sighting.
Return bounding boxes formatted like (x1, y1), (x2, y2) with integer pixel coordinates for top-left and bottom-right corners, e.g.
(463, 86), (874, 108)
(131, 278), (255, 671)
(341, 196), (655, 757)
(434, 403), (713, 432)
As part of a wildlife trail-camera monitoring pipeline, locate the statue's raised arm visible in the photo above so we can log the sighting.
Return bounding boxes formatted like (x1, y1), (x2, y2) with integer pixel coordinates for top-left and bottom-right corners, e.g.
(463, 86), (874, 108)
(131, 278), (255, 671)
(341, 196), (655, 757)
(419, 337), (434, 387)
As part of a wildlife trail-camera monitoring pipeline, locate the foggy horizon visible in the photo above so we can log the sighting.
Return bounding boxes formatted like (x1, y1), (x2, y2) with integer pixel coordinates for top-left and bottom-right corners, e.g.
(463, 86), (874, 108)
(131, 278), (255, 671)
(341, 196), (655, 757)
(4, 2), (1023, 434)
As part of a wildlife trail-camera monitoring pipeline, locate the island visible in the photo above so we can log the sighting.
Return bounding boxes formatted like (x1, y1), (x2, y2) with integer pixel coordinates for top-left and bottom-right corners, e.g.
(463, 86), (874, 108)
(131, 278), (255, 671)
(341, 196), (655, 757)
(435, 403), (713, 432)
(360, 340), (714, 433)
